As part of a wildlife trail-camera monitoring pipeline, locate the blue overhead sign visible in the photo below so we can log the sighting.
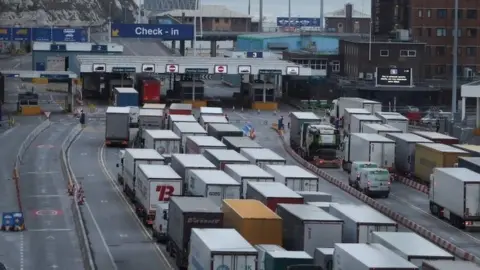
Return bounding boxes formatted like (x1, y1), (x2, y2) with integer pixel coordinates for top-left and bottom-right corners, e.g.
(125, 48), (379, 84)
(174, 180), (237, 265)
(111, 23), (194, 40)
(276, 17), (321, 27)
(246, 52), (263, 58)
(0, 27), (87, 42)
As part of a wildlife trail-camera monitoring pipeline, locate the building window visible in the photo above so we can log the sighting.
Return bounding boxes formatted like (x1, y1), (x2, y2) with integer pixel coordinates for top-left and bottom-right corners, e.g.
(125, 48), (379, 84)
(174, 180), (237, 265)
(466, 47), (477, 56)
(467, 9), (477, 19)
(224, 18), (229, 23)
(332, 61), (340, 72)
(435, 46), (446, 56)
(400, 50), (416, 57)
(467, 28), (477, 37)
(436, 28), (447, 37)
(418, 10), (423, 17)
(426, 28), (432, 37)
(435, 65), (446, 75)
(427, 9), (431, 18)
(311, 60), (327, 70)
(437, 9), (447, 18)
(380, 50), (389, 57)
(215, 18), (219, 23)
(452, 9), (463, 19)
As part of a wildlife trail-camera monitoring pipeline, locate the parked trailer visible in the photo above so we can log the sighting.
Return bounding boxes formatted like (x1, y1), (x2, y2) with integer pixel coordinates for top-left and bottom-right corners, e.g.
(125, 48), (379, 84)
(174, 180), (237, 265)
(246, 182), (304, 211)
(207, 123), (243, 140)
(422, 260), (480, 270)
(167, 197), (223, 270)
(329, 204), (398, 243)
(203, 149), (250, 170)
(264, 250), (313, 270)
(458, 156), (480, 174)
(121, 149), (165, 202)
(343, 133), (395, 173)
(362, 123), (402, 136)
(333, 243), (418, 270)
(256, 245), (286, 270)
(173, 122), (207, 153)
(370, 232), (454, 266)
(412, 131), (459, 144)
(199, 106), (223, 116)
(297, 191), (332, 203)
(343, 108), (370, 134)
(307, 202), (339, 212)
(113, 87), (138, 107)
(167, 114), (196, 130)
(105, 106), (130, 146)
(170, 154), (216, 190)
(199, 115), (229, 130)
(314, 248), (334, 270)
(222, 199), (283, 246)
(240, 148), (286, 169)
(276, 204), (343, 255)
(265, 164), (319, 191)
(224, 164), (275, 198)
(117, 150), (126, 184)
(138, 109), (164, 129)
(135, 164), (182, 225)
(330, 97), (382, 123)
(222, 136), (262, 152)
(135, 76), (161, 105)
(169, 103), (192, 115)
(349, 114), (382, 134)
(188, 169), (241, 205)
(414, 143), (469, 184)
(185, 135), (226, 154)
(143, 129), (180, 162)
(454, 144), (480, 157)
(385, 133), (433, 174)
(429, 167), (480, 230)
(142, 103), (166, 110)
(377, 113), (409, 132)
(188, 228), (258, 270)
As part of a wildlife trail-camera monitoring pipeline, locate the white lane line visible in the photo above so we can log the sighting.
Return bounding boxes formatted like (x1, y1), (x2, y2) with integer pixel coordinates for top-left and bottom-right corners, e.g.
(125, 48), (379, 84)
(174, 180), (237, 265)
(28, 229), (73, 232)
(67, 131), (118, 270)
(20, 232), (24, 270)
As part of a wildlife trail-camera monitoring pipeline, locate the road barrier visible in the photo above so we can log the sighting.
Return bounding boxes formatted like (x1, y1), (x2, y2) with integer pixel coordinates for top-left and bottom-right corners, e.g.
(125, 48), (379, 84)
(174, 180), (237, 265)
(13, 119), (51, 218)
(273, 128), (479, 264)
(60, 126), (96, 270)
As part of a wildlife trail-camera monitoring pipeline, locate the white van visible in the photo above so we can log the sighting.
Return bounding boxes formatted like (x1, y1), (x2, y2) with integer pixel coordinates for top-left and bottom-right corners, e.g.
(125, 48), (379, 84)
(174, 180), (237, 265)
(348, 161), (378, 183)
(357, 168), (391, 198)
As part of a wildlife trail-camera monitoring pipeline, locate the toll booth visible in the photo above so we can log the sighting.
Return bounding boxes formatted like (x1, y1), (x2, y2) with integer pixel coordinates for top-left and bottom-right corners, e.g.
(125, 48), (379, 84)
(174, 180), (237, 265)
(173, 75), (205, 103)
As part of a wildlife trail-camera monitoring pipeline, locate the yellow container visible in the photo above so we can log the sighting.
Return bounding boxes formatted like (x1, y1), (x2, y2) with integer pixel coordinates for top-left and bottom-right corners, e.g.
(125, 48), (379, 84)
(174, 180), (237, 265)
(21, 105), (42, 116)
(222, 199), (282, 246)
(32, 78), (48, 84)
(454, 144), (480, 156)
(414, 143), (470, 183)
(252, 102), (278, 111)
(183, 100), (207, 108)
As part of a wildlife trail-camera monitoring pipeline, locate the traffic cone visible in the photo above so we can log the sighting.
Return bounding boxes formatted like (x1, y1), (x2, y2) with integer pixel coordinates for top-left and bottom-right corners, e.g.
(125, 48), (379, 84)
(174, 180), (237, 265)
(257, 109), (260, 114)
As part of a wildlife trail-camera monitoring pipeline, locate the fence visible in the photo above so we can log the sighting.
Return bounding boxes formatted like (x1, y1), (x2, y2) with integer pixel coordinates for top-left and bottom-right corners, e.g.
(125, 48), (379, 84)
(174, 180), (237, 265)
(59, 126), (96, 270)
(440, 113), (477, 144)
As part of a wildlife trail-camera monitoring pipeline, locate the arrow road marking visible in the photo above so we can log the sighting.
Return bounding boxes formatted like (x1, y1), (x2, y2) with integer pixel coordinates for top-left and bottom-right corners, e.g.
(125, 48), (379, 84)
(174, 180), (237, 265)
(46, 235), (55, 240)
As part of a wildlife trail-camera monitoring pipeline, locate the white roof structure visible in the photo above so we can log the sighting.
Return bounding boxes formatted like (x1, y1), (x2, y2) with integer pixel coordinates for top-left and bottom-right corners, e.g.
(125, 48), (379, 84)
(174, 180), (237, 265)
(156, 5), (250, 18)
(0, 70), (78, 79)
(325, 7), (370, 18)
(75, 55), (312, 76)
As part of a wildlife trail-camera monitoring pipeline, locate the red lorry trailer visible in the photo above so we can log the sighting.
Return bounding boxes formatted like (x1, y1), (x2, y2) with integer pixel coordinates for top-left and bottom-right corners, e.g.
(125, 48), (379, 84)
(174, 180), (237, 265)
(135, 75), (161, 105)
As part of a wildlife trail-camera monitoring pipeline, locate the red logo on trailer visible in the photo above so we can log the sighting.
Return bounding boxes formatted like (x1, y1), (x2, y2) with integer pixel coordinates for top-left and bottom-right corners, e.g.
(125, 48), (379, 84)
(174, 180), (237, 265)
(156, 185), (175, 201)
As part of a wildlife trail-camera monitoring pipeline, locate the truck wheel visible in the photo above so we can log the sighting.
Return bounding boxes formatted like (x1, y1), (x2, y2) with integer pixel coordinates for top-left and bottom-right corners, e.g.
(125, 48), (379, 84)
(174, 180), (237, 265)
(429, 202), (439, 216)
(166, 242), (171, 252)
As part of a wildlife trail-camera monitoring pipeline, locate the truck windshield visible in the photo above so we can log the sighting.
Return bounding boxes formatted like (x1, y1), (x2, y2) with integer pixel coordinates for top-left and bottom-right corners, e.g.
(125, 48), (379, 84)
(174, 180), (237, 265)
(359, 163), (377, 169)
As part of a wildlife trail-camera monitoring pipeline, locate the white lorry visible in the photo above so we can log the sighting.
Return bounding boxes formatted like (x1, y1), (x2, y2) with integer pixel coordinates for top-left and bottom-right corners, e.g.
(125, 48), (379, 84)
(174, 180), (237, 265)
(265, 164), (319, 191)
(343, 108), (370, 134)
(199, 115), (229, 131)
(362, 123), (402, 136)
(276, 204), (343, 255)
(349, 114), (382, 133)
(199, 106), (223, 116)
(135, 164), (183, 225)
(370, 232), (454, 267)
(240, 148), (286, 169)
(105, 106), (130, 146)
(296, 191), (332, 203)
(375, 112), (409, 132)
(152, 203), (169, 243)
(223, 164), (275, 198)
(142, 103), (166, 110)
(429, 167), (480, 230)
(142, 129), (181, 162)
(170, 154), (217, 190)
(138, 108), (164, 128)
(385, 133), (433, 174)
(189, 228), (258, 270)
(329, 204), (398, 243)
(333, 243), (418, 270)
(188, 169), (241, 205)
(203, 149), (250, 169)
(121, 149), (165, 201)
(255, 245), (285, 270)
(342, 133), (395, 173)
(329, 97), (382, 124)
(314, 248), (334, 270)
(172, 122), (207, 153)
(222, 136), (262, 153)
(185, 135), (226, 154)
(167, 114), (196, 130)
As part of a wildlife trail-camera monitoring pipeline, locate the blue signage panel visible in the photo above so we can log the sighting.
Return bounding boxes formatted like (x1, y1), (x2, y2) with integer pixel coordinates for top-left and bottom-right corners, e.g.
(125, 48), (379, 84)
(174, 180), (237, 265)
(246, 52), (263, 58)
(276, 17), (321, 27)
(111, 23), (194, 40)
(32, 28), (52, 42)
(12, 28), (30, 41)
(52, 28), (87, 42)
(0, 28), (11, 41)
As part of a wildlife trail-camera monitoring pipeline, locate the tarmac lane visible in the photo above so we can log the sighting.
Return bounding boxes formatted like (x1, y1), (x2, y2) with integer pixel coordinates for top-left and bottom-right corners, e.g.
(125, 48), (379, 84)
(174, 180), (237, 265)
(68, 122), (173, 270)
(18, 116), (83, 270)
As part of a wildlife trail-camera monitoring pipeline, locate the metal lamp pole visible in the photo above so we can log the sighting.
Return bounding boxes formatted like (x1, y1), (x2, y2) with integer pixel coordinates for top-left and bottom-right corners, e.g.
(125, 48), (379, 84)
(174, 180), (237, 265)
(452, 0), (459, 116)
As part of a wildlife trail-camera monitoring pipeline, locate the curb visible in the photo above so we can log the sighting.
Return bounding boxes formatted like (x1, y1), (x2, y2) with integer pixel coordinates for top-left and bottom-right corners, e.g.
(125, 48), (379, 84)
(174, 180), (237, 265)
(273, 129), (478, 263)
(395, 175), (429, 194)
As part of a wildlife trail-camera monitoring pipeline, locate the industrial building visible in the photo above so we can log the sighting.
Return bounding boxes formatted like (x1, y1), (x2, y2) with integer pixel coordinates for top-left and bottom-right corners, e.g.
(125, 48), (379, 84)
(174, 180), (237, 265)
(325, 3), (370, 34)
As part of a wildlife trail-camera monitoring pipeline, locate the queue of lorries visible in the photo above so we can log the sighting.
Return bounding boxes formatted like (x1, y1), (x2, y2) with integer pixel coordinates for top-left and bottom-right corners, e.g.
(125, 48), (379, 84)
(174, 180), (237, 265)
(103, 100), (479, 270)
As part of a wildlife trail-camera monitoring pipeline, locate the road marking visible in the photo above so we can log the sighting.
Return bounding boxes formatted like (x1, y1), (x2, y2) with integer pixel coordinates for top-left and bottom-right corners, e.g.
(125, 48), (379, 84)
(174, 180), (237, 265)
(20, 232), (24, 270)
(46, 235), (55, 240)
(28, 229), (72, 232)
(27, 195), (66, 198)
(67, 131), (118, 270)
(21, 171), (60, 175)
(99, 143), (174, 269)
(0, 126), (18, 138)
(13, 62), (20, 69)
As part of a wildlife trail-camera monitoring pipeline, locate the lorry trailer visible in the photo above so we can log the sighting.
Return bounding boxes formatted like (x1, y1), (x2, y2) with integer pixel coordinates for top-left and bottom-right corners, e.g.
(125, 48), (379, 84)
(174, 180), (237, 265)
(429, 167), (480, 229)
(256, 245), (286, 270)
(223, 164), (275, 198)
(172, 122), (207, 153)
(185, 135), (226, 154)
(189, 228), (258, 270)
(199, 115), (229, 130)
(264, 250), (313, 270)
(329, 97), (381, 125)
(199, 106), (223, 116)
(458, 156), (480, 174)
(412, 131), (459, 144)
(222, 136), (262, 152)
(167, 114), (196, 130)
(333, 243), (418, 270)
(188, 169), (241, 205)
(117, 150), (125, 184)
(342, 133), (395, 173)
(246, 182), (304, 211)
(170, 154), (216, 189)
(138, 108), (164, 129)
(142, 103), (165, 110)
(385, 133), (433, 174)
(142, 129), (180, 162)
(349, 114), (382, 134)
(240, 148), (286, 169)
(135, 75), (161, 105)
(276, 204), (343, 255)
(454, 144), (480, 157)
(167, 196), (223, 269)
(362, 123), (401, 136)
(105, 106), (130, 146)
(376, 113), (409, 132)
(370, 232), (454, 266)
(135, 164), (183, 225)
(422, 260), (480, 270)
(113, 87), (138, 107)
(265, 164), (319, 191)
(203, 149), (250, 169)
(343, 108), (370, 134)
(296, 191), (332, 202)
(307, 202), (338, 212)
(329, 204), (398, 243)
(207, 123), (243, 140)
(314, 248), (334, 270)
(168, 103), (192, 115)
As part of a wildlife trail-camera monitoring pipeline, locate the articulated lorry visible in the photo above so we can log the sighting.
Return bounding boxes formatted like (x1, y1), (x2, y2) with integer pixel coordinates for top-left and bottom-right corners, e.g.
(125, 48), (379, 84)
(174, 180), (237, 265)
(329, 97), (382, 125)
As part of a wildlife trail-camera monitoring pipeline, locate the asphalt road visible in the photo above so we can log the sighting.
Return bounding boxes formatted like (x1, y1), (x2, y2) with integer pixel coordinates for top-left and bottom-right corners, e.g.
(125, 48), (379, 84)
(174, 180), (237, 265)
(0, 116), (42, 270)
(18, 115), (83, 270)
(68, 121), (174, 270)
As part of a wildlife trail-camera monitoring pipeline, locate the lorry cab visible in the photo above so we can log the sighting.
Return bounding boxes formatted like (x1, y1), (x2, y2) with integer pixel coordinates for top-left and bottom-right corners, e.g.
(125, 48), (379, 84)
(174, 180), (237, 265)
(357, 168), (391, 198)
(116, 150), (126, 185)
(128, 106), (140, 128)
(349, 161), (378, 183)
(153, 203), (169, 243)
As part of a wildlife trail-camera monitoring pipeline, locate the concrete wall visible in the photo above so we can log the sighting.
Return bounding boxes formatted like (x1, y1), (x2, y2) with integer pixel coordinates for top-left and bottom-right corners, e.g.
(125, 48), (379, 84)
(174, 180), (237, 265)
(236, 35), (339, 54)
(32, 51), (121, 72)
